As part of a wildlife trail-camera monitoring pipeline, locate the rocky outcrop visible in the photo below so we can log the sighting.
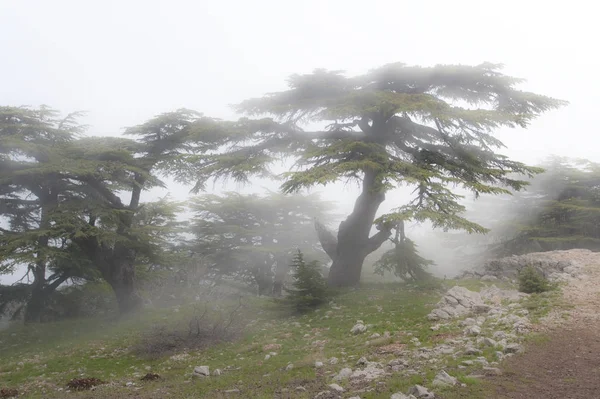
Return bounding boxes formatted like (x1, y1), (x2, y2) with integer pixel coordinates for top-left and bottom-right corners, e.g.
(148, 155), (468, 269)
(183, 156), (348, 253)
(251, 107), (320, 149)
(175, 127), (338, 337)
(460, 249), (589, 281)
(427, 286), (486, 321)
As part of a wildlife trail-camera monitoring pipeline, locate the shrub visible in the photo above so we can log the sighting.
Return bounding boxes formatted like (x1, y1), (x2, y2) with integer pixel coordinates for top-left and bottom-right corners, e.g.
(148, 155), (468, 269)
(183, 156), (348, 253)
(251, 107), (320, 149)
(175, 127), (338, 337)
(374, 239), (434, 281)
(280, 250), (328, 313)
(518, 266), (554, 293)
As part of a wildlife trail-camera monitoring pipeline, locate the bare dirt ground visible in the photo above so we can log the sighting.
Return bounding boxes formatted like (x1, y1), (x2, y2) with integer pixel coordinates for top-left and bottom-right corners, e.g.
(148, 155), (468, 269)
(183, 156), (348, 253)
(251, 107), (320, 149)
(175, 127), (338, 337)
(486, 250), (600, 399)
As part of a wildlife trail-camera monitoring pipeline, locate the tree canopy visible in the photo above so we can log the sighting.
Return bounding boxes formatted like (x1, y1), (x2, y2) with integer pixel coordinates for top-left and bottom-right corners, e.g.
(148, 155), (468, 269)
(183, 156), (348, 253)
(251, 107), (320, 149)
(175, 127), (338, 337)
(179, 62), (567, 286)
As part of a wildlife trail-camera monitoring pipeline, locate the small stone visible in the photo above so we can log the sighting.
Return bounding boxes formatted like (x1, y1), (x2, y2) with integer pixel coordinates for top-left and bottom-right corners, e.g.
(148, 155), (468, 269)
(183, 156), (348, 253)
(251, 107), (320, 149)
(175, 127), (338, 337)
(328, 383), (345, 392)
(334, 367), (353, 380)
(504, 343), (523, 354)
(465, 325), (481, 336)
(213, 369), (222, 376)
(351, 323), (368, 334)
(356, 356), (368, 365)
(329, 357), (339, 364)
(483, 337), (497, 347)
(483, 367), (503, 376)
(264, 354), (271, 360)
(286, 363), (294, 371)
(391, 394), (417, 399)
(315, 361), (324, 368)
(224, 389), (240, 394)
(432, 370), (458, 387)
(464, 347), (482, 355)
(125, 381), (134, 387)
(370, 333), (381, 339)
(193, 366), (210, 377)
(295, 386), (307, 392)
(407, 384), (435, 398)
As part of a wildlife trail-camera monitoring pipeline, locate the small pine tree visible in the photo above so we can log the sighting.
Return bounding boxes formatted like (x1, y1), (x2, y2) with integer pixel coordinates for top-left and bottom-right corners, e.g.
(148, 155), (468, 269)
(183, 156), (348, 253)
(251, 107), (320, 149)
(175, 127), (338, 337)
(282, 250), (328, 313)
(518, 266), (553, 293)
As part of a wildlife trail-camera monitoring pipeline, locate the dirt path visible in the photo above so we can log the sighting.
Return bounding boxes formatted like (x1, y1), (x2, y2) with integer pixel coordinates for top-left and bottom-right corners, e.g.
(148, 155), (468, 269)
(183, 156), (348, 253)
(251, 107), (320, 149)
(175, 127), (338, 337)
(486, 250), (600, 399)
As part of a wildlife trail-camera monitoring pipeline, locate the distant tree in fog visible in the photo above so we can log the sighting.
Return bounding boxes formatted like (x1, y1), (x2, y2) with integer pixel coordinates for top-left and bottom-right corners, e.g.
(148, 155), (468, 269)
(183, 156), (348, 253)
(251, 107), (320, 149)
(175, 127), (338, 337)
(187, 191), (334, 296)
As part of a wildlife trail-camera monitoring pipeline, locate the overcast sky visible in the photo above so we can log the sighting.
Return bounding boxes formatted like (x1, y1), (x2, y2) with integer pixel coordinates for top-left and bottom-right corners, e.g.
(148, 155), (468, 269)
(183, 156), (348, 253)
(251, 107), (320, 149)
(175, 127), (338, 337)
(1, 1), (599, 281)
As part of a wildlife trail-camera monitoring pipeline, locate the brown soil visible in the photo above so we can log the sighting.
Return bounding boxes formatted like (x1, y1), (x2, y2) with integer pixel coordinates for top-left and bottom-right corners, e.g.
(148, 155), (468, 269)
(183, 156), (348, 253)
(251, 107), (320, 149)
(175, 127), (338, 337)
(484, 250), (600, 399)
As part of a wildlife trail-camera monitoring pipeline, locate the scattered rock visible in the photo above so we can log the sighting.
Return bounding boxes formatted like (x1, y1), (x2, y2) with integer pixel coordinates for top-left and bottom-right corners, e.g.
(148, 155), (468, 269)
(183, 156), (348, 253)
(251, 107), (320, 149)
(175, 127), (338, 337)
(483, 367), (503, 376)
(315, 361), (324, 368)
(407, 384), (435, 398)
(286, 364), (294, 371)
(504, 343), (523, 354)
(193, 366), (210, 377)
(356, 356), (368, 366)
(464, 347), (482, 355)
(391, 394), (417, 399)
(465, 325), (481, 336)
(224, 389), (240, 394)
(334, 367), (353, 381)
(296, 386), (307, 392)
(328, 383), (345, 392)
(432, 370), (457, 387)
(428, 286), (485, 321)
(213, 369), (222, 376)
(329, 357), (339, 365)
(483, 337), (497, 347)
(351, 322), (368, 334)
(351, 364), (385, 380)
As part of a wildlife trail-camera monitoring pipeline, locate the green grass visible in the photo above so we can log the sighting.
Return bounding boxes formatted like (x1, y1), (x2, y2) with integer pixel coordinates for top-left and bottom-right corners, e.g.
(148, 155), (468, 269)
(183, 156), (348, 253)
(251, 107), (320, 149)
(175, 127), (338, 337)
(0, 278), (561, 398)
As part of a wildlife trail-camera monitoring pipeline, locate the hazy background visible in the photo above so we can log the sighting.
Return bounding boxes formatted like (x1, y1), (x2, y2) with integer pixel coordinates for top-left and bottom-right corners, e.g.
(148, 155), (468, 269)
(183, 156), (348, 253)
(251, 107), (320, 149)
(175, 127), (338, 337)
(1, 0), (598, 282)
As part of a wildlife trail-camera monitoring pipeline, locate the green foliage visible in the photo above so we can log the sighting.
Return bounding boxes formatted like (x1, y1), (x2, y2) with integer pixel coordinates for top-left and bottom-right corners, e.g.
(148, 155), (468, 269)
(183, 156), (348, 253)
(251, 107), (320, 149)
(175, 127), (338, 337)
(492, 157), (600, 255)
(188, 191), (334, 294)
(374, 239), (434, 281)
(280, 250), (328, 313)
(518, 266), (554, 293)
(182, 62), (566, 234)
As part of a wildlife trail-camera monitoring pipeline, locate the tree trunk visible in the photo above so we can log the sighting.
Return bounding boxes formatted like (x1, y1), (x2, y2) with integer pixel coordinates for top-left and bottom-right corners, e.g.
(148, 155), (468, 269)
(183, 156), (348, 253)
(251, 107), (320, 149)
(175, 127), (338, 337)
(104, 255), (142, 315)
(24, 188), (55, 324)
(24, 284), (46, 323)
(326, 169), (391, 287)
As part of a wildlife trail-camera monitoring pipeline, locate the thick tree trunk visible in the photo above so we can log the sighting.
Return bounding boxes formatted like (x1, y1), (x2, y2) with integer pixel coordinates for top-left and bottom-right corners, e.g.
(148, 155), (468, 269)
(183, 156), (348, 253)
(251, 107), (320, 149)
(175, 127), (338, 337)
(326, 169), (391, 287)
(104, 255), (143, 315)
(327, 247), (368, 287)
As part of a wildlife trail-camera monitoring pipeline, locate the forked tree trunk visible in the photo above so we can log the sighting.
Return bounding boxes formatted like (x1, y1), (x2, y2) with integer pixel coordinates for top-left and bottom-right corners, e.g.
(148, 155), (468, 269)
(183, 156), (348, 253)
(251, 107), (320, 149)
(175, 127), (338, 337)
(324, 170), (391, 287)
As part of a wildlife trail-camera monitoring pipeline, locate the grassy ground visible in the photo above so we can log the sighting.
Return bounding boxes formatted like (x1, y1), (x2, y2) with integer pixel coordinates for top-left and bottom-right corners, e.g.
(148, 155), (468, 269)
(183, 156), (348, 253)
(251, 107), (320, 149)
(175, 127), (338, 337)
(0, 279), (560, 399)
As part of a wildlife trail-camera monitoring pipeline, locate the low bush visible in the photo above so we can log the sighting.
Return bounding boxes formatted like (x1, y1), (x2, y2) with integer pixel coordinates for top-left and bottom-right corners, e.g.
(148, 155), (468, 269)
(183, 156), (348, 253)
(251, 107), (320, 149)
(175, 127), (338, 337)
(518, 266), (554, 293)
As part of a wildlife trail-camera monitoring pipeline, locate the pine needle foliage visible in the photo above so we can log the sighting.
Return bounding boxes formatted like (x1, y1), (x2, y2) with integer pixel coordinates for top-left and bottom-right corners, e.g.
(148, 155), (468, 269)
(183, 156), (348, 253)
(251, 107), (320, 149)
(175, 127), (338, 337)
(183, 62), (567, 234)
(518, 266), (554, 293)
(374, 239), (434, 281)
(280, 250), (328, 313)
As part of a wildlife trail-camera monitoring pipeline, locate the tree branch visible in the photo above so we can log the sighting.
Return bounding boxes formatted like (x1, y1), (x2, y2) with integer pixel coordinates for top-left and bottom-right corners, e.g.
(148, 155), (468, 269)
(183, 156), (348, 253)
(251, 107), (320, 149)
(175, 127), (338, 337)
(314, 218), (338, 260)
(367, 227), (393, 254)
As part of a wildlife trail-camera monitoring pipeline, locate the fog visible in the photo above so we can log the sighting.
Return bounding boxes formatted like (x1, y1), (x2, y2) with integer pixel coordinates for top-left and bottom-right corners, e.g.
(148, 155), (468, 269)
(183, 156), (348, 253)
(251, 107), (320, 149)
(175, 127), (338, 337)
(1, 0), (600, 284)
